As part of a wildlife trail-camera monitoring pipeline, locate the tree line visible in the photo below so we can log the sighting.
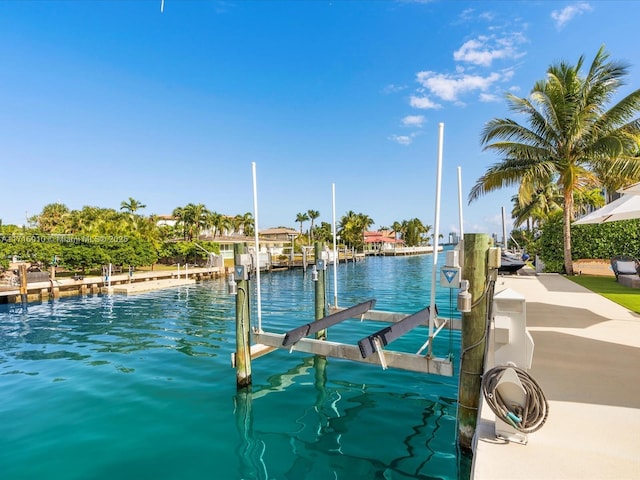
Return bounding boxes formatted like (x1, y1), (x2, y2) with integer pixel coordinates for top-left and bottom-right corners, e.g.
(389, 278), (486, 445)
(295, 210), (433, 250)
(0, 199), (434, 272)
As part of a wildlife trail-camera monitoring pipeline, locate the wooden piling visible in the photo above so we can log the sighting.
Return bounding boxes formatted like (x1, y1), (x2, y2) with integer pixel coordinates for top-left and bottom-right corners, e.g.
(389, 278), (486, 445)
(314, 242), (327, 340)
(457, 233), (490, 453)
(234, 243), (252, 390)
(19, 264), (28, 306)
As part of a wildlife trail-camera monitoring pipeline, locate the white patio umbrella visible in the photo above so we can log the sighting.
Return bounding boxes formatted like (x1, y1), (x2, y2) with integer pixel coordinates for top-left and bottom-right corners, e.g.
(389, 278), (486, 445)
(618, 181), (640, 195)
(574, 193), (640, 224)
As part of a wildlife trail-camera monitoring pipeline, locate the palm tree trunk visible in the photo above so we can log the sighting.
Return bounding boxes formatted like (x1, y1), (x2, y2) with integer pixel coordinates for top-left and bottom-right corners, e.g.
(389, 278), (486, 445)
(563, 189), (574, 275)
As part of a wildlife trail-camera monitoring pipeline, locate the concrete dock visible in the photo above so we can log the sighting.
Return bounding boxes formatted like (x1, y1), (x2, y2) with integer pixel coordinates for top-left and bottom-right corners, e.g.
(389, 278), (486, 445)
(472, 271), (640, 479)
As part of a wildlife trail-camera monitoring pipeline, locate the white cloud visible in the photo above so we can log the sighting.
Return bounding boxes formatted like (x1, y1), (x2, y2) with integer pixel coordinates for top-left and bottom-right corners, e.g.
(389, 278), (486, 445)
(551, 2), (593, 29)
(458, 8), (475, 22)
(479, 11), (495, 22)
(389, 134), (414, 145)
(416, 71), (502, 102)
(479, 92), (500, 102)
(409, 95), (441, 109)
(457, 8), (495, 24)
(401, 115), (425, 127)
(382, 84), (407, 94)
(453, 34), (525, 67)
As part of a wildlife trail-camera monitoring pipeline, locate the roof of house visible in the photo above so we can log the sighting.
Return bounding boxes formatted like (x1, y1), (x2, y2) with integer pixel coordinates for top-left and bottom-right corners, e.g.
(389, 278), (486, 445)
(364, 230), (403, 243)
(259, 227), (299, 236)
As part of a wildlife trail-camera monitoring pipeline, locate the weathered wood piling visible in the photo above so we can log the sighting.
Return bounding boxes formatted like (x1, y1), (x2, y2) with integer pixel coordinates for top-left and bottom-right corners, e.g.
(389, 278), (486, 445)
(234, 243), (252, 390)
(314, 242), (327, 339)
(457, 233), (490, 452)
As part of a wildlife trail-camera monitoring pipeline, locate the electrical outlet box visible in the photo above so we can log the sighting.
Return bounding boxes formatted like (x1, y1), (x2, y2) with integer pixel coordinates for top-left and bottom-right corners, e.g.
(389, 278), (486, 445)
(488, 247), (501, 269)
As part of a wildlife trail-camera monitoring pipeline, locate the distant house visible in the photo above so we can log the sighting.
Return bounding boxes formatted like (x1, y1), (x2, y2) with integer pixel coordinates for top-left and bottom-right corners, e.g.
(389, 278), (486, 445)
(213, 227), (299, 267)
(259, 227), (299, 242)
(156, 215), (177, 227)
(364, 230), (403, 253)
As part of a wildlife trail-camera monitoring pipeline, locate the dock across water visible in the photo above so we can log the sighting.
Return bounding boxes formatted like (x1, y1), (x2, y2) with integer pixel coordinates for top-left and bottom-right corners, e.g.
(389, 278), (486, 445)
(0, 267), (222, 303)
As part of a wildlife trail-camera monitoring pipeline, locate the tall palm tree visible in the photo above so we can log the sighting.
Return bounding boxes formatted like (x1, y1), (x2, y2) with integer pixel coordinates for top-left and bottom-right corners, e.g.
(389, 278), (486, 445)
(307, 209), (320, 244)
(469, 47), (640, 274)
(295, 212), (310, 237)
(120, 197), (146, 214)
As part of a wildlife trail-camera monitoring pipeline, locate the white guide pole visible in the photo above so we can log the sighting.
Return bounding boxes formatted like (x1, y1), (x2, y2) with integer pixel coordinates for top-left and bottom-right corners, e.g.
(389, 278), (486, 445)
(332, 183), (338, 307)
(252, 162), (262, 332)
(457, 166), (464, 239)
(427, 123), (444, 356)
(502, 206), (507, 250)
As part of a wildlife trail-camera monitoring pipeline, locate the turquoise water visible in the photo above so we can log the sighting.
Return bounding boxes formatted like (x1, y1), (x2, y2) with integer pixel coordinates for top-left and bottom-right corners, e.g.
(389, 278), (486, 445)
(0, 254), (466, 479)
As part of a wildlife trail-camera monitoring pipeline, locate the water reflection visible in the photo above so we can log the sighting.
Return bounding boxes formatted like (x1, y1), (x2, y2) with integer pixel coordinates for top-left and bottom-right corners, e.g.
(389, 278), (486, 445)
(236, 355), (458, 479)
(234, 390), (269, 480)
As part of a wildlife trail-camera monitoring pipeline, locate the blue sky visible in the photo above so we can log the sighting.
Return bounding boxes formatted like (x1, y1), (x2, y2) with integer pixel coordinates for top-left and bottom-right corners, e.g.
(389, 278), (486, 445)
(2, 1), (639, 239)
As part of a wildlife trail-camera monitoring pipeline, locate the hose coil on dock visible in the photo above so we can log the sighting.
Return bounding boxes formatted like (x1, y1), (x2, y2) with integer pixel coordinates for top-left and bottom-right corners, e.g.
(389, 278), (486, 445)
(482, 365), (549, 434)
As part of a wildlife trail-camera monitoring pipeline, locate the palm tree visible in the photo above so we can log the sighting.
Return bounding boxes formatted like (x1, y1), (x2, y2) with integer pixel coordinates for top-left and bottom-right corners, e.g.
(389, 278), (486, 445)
(184, 203), (208, 240)
(37, 203), (70, 233)
(172, 206), (186, 239)
(314, 221), (333, 243)
(295, 212), (310, 237)
(511, 181), (562, 231)
(307, 209), (320, 244)
(120, 197), (146, 214)
(205, 211), (223, 238)
(391, 221), (404, 242)
(233, 212), (254, 237)
(469, 47), (640, 274)
(403, 218), (431, 247)
(573, 187), (606, 217)
(338, 211), (374, 250)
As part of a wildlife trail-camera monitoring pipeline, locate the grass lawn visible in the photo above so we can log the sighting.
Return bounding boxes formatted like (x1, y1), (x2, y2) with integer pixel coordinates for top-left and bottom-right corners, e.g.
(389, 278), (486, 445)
(567, 275), (640, 314)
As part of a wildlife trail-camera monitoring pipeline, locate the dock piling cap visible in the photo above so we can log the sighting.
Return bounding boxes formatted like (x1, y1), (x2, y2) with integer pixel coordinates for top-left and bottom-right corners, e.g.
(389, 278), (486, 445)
(495, 367), (527, 408)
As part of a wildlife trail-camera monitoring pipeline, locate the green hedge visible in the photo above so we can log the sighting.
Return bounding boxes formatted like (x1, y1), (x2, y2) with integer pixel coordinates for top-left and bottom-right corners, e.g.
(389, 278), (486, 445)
(538, 215), (640, 272)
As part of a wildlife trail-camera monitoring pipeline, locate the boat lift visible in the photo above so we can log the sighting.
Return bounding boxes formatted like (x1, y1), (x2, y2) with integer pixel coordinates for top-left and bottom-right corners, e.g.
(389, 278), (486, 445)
(231, 243), (457, 383)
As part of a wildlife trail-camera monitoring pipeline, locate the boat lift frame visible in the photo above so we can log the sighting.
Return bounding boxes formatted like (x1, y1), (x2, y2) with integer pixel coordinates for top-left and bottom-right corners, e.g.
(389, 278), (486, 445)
(232, 256), (458, 380)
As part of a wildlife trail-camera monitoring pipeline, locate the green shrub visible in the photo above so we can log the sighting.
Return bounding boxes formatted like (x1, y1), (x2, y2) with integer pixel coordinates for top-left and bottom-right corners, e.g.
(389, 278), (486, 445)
(538, 215), (640, 272)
